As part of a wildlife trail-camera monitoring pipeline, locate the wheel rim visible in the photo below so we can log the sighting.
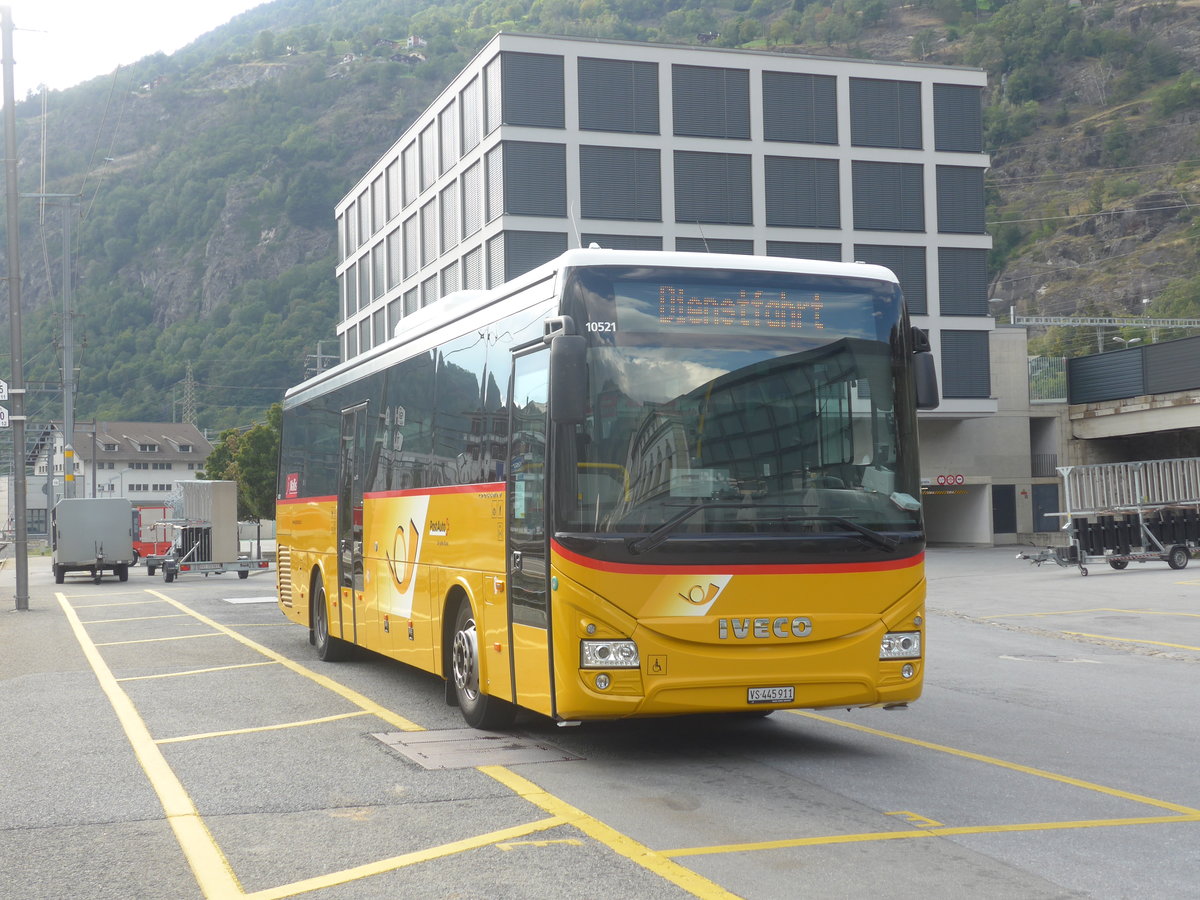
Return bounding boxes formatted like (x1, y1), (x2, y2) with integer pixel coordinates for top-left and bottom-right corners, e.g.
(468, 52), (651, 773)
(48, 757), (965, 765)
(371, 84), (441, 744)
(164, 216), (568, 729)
(314, 588), (328, 646)
(452, 616), (480, 701)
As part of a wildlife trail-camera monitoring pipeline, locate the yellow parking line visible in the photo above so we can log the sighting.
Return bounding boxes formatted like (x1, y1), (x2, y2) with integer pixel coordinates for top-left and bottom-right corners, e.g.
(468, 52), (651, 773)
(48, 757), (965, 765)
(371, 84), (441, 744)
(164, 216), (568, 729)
(118, 662), (279, 682)
(791, 711), (1200, 815)
(146, 589), (424, 734)
(242, 816), (566, 900)
(156, 710), (373, 744)
(661, 813), (1200, 857)
(95, 632), (224, 646)
(484, 766), (741, 899)
(985, 607), (1199, 620)
(56, 592), (244, 899)
(81, 614), (191, 624)
(1064, 632), (1200, 652)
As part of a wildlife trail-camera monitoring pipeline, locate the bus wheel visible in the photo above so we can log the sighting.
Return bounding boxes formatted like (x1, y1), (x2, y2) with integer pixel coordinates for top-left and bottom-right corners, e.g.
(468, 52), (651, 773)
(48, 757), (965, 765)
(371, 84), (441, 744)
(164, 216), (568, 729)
(313, 582), (351, 661)
(451, 601), (515, 730)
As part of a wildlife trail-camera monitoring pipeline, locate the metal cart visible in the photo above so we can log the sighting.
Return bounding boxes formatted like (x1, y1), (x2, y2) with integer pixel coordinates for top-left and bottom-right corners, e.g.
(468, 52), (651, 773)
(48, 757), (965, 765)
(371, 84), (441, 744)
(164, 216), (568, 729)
(1018, 458), (1200, 576)
(145, 481), (269, 582)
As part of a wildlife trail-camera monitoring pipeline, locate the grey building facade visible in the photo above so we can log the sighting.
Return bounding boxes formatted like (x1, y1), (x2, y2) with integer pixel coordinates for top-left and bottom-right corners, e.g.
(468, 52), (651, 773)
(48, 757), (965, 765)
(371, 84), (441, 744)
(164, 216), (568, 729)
(336, 33), (1014, 542)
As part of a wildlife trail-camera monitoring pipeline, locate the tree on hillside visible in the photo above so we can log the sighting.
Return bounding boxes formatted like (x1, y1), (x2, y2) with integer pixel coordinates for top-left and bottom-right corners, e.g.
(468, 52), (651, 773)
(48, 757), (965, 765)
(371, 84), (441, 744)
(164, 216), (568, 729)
(201, 404), (282, 520)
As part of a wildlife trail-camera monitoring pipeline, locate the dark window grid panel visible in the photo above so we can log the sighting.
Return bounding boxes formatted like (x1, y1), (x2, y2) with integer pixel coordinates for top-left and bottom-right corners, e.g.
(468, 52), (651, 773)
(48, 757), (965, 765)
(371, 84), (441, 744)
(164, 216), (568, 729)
(852, 243), (927, 314)
(764, 156), (840, 229)
(938, 247), (989, 316)
(675, 237), (754, 255)
(503, 230), (568, 282)
(762, 71), (837, 145)
(578, 57), (659, 134)
(502, 52), (565, 128)
(766, 241), (841, 262)
(579, 146), (661, 221)
(933, 83), (984, 153)
(672, 65), (751, 139)
(940, 330), (991, 399)
(936, 166), (986, 234)
(674, 151), (753, 225)
(580, 233), (663, 251)
(849, 78), (922, 149)
(503, 142), (567, 218)
(851, 161), (925, 233)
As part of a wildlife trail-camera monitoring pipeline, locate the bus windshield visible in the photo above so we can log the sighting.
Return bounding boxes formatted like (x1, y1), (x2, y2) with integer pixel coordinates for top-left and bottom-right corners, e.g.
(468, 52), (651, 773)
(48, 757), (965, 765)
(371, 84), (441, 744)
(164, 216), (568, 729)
(557, 265), (922, 550)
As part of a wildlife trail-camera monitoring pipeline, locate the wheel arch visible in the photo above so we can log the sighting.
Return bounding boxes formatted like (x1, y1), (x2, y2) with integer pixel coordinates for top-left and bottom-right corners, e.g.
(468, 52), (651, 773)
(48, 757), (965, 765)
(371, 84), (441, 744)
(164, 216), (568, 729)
(441, 583), (472, 680)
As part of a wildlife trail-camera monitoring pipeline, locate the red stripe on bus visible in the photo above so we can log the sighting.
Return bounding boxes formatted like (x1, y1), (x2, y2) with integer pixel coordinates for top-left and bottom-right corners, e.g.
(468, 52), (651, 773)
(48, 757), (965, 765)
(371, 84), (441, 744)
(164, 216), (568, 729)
(551, 539), (923, 575)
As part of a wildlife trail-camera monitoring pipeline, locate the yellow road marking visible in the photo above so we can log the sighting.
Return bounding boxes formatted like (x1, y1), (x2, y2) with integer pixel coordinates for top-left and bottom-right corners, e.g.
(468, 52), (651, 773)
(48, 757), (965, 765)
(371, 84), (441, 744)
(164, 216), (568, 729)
(241, 817), (566, 900)
(81, 614), (192, 624)
(56, 593), (245, 899)
(791, 711), (1200, 815)
(886, 811), (943, 827)
(95, 632), (224, 646)
(497, 838), (585, 850)
(68, 598), (168, 608)
(156, 711), (373, 744)
(484, 766), (741, 899)
(1063, 632), (1200, 652)
(661, 814), (1200, 857)
(118, 662), (279, 682)
(145, 589), (424, 734)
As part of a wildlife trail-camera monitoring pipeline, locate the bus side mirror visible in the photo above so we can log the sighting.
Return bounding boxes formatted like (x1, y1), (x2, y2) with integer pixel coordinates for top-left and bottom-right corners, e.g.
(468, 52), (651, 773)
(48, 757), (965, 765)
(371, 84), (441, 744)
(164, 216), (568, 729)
(550, 334), (587, 425)
(914, 352), (939, 410)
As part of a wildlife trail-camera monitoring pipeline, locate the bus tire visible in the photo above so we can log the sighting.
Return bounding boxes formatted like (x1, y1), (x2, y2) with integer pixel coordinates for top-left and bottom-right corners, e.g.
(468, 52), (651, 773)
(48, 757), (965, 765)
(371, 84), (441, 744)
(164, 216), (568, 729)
(1167, 546), (1189, 570)
(54, 564), (64, 584)
(117, 565), (129, 582)
(313, 581), (351, 661)
(451, 600), (515, 730)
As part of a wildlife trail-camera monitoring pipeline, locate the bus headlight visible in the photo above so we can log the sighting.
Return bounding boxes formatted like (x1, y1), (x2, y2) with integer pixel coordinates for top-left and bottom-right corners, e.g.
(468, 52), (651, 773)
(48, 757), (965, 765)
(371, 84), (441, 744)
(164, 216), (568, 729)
(880, 632), (921, 660)
(580, 640), (640, 668)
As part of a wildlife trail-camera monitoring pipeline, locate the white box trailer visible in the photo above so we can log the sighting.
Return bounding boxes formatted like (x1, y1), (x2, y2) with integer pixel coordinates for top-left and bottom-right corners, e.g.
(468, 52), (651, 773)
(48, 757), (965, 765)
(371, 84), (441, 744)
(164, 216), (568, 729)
(51, 497), (136, 584)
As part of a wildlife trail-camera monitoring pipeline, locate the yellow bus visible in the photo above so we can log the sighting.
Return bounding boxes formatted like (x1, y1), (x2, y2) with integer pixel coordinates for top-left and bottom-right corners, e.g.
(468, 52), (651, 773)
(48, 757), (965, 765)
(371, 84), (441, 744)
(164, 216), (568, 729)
(276, 248), (938, 728)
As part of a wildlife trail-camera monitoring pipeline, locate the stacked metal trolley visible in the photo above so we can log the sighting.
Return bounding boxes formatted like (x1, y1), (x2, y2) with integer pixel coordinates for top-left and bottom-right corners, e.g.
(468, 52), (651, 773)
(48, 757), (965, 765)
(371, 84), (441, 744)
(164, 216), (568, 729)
(144, 480), (270, 582)
(1019, 457), (1200, 576)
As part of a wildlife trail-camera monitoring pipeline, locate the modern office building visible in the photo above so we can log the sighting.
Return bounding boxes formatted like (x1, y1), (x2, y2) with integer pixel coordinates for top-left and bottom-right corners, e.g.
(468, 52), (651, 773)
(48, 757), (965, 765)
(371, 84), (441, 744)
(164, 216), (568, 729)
(336, 32), (1008, 539)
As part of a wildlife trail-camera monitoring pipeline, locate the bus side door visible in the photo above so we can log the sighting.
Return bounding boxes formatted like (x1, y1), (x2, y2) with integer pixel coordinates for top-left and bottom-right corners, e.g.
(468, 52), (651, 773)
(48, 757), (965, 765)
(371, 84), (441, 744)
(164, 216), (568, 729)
(506, 348), (553, 716)
(337, 402), (367, 645)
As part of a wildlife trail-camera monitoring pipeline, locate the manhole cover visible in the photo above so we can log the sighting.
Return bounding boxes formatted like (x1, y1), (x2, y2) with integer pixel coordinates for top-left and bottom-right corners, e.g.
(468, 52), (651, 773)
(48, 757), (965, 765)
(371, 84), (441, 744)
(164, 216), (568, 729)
(372, 729), (584, 769)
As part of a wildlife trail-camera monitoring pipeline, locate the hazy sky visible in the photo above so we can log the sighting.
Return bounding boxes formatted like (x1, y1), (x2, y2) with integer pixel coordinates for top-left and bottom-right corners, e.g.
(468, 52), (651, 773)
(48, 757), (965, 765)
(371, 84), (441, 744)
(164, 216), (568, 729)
(6, 1), (267, 98)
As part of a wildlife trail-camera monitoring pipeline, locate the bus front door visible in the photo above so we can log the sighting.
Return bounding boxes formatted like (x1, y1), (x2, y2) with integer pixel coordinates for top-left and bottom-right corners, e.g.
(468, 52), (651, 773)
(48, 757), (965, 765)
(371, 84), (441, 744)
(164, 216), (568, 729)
(506, 348), (553, 716)
(337, 402), (368, 645)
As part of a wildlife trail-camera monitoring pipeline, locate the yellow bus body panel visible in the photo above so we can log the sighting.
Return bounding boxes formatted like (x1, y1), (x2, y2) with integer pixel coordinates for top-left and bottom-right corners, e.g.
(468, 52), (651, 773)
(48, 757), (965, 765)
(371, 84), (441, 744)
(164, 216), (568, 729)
(550, 544), (925, 720)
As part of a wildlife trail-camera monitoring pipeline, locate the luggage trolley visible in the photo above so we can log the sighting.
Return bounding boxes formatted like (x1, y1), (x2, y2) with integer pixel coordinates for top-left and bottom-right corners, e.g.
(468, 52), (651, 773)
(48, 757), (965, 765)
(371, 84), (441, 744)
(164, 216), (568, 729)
(1018, 458), (1200, 576)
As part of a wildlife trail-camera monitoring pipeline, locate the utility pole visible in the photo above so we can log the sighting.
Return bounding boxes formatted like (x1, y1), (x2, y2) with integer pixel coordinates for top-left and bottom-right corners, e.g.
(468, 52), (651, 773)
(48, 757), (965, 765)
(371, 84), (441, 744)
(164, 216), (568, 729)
(24, 194), (81, 495)
(2, 6), (29, 609)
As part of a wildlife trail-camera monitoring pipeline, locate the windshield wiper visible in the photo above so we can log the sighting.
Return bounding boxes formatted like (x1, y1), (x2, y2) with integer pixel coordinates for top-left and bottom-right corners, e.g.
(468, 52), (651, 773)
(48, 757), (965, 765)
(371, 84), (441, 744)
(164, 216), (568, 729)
(626, 504), (899, 555)
(786, 515), (899, 552)
(626, 501), (753, 555)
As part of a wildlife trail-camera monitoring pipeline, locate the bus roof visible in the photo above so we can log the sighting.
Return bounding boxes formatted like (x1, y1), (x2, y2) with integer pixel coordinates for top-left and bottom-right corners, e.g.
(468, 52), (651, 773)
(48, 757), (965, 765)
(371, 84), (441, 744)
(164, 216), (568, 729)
(288, 248), (900, 402)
